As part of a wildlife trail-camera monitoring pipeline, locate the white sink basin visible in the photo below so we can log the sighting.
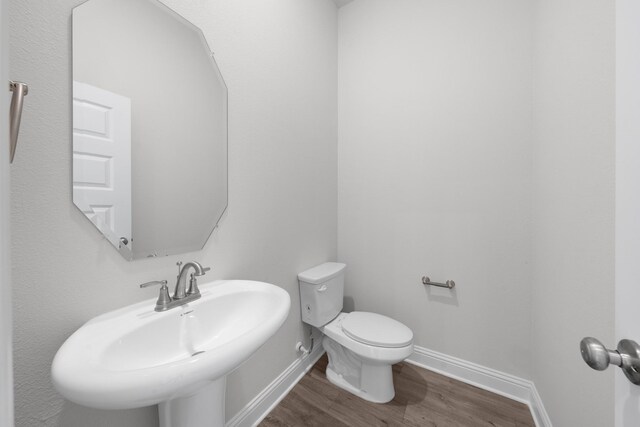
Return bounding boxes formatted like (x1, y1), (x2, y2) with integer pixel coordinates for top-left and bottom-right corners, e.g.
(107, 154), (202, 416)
(52, 280), (290, 426)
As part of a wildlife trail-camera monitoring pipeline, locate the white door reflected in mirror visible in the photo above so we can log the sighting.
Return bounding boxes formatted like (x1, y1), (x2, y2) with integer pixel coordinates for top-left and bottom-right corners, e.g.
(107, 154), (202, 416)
(73, 82), (132, 258)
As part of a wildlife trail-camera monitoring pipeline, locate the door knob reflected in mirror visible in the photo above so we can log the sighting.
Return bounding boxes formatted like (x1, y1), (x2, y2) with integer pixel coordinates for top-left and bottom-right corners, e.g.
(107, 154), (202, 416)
(580, 337), (640, 385)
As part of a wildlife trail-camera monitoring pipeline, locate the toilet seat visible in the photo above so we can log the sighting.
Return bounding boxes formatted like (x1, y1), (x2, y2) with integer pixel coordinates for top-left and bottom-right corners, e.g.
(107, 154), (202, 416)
(341, 312), (413, 348)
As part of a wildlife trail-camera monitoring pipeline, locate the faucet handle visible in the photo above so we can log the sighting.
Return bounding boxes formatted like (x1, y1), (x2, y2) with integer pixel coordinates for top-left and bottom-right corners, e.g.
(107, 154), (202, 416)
(187, 273), (201, 296)
(140, 280), (172, 312)
(140, 280), (168, 288)
(187, 265), (209, 296)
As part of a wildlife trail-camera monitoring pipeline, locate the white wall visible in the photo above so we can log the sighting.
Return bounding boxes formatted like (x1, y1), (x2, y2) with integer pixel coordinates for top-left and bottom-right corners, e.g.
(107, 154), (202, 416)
(9, 0), (337, 425)
(338, 0), (533, 379)
(531, 0), (615, 425)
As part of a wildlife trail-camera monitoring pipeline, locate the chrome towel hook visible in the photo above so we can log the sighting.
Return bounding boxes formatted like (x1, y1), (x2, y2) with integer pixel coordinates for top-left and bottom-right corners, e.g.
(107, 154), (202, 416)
(9, 80), (29, 163)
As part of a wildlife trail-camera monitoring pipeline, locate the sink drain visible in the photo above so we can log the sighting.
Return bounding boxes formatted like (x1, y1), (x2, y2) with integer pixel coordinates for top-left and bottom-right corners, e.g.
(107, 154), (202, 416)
(192, 350), (205, 357)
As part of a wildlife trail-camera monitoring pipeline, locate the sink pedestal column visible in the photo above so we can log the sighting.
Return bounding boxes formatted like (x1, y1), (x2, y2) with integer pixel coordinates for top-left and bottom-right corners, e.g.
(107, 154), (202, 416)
(158, 377), (226, 427)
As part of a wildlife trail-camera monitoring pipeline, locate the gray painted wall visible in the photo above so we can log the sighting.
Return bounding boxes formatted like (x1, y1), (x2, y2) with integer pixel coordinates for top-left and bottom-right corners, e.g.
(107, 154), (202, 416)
(9, 0), (338, 425)
(337, 2), (616, 425)
(337, 0), (534, 379)
(531, 0), (615, 425)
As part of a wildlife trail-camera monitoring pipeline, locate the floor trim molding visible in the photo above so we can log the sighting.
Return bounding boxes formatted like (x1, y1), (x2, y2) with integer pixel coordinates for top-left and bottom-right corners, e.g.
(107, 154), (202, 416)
(226, 343), (325, 427)
(226, 342), (551, 427)
(406, 345), (552, 427)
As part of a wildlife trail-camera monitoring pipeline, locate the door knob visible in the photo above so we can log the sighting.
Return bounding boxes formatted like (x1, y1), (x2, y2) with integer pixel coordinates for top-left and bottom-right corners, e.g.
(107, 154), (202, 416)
(580, 337), (640, 385)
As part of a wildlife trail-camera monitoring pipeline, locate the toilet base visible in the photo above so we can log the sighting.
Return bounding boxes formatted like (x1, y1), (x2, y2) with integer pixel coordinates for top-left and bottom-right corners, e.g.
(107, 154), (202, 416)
(326, 364), (395, 403)
(323, 336), (395, 403)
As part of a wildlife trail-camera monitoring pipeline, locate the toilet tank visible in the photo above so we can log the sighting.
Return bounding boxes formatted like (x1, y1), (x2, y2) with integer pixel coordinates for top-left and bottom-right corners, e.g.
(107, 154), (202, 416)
(298, 262), (346, 327)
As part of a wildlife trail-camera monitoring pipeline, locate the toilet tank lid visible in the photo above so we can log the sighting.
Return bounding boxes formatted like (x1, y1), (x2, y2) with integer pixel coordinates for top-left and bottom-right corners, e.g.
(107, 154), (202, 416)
(298, 262), (346, 284)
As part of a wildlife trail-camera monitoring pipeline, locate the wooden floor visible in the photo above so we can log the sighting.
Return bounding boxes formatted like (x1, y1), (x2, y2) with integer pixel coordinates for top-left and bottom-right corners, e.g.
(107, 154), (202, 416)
(260, 354), (535, 427)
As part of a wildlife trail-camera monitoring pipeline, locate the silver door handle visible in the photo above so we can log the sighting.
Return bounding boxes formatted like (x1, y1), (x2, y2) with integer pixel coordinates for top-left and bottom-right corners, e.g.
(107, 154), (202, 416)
(580, 337), (640, 385)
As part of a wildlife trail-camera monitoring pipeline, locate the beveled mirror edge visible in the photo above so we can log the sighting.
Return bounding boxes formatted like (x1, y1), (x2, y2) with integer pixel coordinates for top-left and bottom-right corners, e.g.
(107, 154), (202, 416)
(142, 0), (230, 260)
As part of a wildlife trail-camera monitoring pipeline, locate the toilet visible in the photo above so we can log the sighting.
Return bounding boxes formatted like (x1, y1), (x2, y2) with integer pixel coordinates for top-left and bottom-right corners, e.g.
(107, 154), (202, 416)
(298, 262), (413, 403)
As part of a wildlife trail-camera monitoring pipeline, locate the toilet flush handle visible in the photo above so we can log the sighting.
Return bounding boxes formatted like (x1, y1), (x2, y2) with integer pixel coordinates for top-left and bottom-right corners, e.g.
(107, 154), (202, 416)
(316, 284), (328, 292)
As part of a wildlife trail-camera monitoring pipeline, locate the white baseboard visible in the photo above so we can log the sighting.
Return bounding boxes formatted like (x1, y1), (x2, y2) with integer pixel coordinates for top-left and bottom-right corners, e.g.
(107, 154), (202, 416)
(226, 342), (551, 427)
(225, 343), (325, 427)
(528, 380), (553, 427)
(406, 346), (552, 427)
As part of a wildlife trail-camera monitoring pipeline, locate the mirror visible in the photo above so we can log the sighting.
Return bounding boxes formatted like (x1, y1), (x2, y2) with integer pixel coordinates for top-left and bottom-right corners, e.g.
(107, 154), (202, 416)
(71, 0), (227, 260)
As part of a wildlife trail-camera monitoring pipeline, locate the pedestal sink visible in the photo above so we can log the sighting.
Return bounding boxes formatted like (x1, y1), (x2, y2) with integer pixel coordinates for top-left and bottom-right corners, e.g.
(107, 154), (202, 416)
(52, 280), (290, 427)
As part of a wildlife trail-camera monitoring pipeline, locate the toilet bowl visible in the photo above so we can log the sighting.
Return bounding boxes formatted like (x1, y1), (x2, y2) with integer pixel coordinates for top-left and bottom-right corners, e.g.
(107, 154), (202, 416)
(321, 312), (413, 402)
(298, 262), (414, 403)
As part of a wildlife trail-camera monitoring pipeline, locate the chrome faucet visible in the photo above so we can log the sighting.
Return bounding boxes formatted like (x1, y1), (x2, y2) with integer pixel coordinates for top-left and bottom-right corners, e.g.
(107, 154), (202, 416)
(140, 261), (210, 312)
(174, 261), (210, 299)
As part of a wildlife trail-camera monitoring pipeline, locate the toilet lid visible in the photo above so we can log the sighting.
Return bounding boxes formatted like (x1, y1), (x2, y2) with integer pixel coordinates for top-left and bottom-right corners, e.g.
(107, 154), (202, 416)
(341, 312), (413, 348)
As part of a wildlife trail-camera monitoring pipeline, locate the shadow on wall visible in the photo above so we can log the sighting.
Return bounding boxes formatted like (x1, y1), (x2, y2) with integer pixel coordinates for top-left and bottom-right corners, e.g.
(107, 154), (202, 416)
(56, 401), (158, 427)
(423, 286), (459, 307)
(343, 296), (355, 312)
